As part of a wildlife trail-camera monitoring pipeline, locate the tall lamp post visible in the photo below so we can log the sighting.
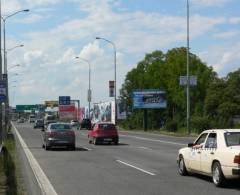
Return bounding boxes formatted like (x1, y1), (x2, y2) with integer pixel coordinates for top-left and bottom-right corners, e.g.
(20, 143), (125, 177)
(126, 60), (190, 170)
(96, 37), (117, 125)
(186, 0), (190, 135)
(2, 9), (29, 132)
(2, 9), (29, 74)
(75, 56), (91, 119)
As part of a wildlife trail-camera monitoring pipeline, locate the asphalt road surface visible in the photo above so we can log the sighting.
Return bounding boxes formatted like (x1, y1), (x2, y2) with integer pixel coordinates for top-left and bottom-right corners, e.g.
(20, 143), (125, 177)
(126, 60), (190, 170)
(13, 122), (240, 195)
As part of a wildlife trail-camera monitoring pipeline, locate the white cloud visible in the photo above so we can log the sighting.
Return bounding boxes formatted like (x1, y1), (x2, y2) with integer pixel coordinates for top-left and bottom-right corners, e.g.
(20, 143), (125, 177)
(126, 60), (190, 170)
(229, 17), (240, 24)
(214, 30), (240, 39)
(7, 0), (236, 106)
(191, 0), (232, 7)
(18, 14), (46, 24)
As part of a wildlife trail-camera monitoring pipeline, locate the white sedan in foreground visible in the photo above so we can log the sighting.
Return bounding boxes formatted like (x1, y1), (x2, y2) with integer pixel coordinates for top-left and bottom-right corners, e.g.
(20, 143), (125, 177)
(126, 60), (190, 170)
(177, 129), (240, 187)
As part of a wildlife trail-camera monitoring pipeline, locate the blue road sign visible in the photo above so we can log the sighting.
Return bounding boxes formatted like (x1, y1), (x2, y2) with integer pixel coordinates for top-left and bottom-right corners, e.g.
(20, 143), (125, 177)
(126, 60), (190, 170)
(59, 96), (71, 105)
(0, 80), (7, 103)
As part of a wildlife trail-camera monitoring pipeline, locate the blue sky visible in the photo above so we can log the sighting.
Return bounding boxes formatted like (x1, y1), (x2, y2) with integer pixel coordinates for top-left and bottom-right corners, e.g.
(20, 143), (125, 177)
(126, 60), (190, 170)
(3, 0), (240, 107)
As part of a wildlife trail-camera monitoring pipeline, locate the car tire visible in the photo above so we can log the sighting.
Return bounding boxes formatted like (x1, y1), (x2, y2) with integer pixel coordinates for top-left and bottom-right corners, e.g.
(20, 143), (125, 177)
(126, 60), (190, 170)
(45, 144), (50, 151)
(178, 156), (188, 176)
(212, 162), (226, 187)
(93, 137), (98, 145)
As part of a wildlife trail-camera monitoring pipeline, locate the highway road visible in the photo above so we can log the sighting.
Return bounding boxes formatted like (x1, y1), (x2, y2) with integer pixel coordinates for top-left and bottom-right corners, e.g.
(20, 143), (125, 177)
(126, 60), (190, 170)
(12, 122), (240, 195)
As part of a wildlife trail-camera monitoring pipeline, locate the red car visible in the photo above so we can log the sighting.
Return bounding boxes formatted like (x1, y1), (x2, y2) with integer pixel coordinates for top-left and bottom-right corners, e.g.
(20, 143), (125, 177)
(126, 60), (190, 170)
(88, 122), (119, 145)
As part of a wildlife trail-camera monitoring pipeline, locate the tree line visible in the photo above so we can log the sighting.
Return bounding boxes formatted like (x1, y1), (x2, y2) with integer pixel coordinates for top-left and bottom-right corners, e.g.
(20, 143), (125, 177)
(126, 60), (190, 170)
(119, 47), (240, 133)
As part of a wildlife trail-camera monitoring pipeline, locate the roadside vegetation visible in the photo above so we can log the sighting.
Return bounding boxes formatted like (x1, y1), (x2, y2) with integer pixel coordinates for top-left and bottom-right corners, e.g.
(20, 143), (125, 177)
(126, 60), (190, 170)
(119, 47), (240, 134)
(0, 133), (26, 195)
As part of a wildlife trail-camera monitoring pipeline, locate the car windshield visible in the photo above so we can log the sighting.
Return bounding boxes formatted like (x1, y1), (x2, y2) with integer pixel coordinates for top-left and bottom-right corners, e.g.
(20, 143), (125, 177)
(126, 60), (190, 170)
(225, 132), (240, 146)
(98, 124), (116, 130)
(47, 116), (55, 120)
(50, 124), (71, 131)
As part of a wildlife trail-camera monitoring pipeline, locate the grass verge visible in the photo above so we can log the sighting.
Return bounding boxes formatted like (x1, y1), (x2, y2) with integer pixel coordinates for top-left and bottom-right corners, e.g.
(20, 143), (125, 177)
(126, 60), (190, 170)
(0, 132), (26, 195)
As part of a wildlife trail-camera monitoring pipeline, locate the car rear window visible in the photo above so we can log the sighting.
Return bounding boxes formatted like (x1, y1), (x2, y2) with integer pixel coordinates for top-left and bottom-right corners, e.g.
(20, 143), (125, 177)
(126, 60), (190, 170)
(225, 132), (240, 146)
(50, 124), (71, 131)
(98, 124), (116, 130)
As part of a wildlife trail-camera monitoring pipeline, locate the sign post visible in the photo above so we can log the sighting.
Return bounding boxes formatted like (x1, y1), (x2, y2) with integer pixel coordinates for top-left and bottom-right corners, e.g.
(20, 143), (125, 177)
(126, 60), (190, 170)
(109, 81), (115, 97)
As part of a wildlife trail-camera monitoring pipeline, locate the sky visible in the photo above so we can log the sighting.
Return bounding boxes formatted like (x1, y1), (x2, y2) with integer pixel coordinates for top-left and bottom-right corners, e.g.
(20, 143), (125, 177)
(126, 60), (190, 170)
(2, 0), (240, 107)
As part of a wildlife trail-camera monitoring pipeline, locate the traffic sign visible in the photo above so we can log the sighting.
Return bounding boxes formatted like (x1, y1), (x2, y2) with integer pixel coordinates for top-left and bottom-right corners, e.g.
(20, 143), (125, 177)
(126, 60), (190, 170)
(59, 96), (71, 105)
(16, 105), (37, 112)
(109, 81), (115, 97)
(179, 76), (197, 86)
(0, 80), (7, 102)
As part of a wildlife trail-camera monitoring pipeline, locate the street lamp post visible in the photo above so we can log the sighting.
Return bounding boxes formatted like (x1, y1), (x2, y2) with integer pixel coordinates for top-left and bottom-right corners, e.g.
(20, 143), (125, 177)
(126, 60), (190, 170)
(96, 37), (117, 125)
(186, 0), (190, 135)
(75, 57), (91, 119)
(2, 9), (29, 139)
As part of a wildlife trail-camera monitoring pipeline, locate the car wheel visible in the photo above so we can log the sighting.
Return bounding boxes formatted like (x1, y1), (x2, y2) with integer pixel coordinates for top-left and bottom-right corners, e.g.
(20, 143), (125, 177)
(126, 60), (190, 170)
(45, 144), (50, 151)
(212, 162), (226, 187)
(93, 137), (98, 145)
(178, 156), (188, 176)
(114, 140), (119, 145)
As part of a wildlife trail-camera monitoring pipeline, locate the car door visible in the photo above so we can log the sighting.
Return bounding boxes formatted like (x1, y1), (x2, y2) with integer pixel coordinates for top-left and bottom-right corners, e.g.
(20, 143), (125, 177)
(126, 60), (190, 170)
(188, 133), (208, 171)
(201, 133), (217, 174)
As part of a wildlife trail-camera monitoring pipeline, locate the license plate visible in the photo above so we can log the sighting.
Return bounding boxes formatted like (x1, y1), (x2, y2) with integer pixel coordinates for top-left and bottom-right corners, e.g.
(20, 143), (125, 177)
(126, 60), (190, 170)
(57, 141), (68, 143)
(104, 138), (112, 141)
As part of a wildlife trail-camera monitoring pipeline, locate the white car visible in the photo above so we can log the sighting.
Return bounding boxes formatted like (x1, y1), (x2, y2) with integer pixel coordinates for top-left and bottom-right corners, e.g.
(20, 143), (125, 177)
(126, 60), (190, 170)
(177, 129), (240, 187)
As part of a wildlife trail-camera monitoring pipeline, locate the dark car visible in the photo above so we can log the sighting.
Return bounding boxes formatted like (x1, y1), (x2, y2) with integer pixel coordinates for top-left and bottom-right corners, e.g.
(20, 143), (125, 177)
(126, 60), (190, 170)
(42, 123), (75, 150)
(80, 119), (91, 129)
(88, 122), (119, 145)
(34, 119), (44, 129)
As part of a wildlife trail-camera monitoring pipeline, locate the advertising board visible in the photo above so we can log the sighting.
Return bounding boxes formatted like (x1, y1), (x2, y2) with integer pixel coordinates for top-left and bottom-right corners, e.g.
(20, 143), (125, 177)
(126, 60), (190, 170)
(59, 104), (75, 120)
(92, 101), (115, 124)
(133, 90), (167, 109)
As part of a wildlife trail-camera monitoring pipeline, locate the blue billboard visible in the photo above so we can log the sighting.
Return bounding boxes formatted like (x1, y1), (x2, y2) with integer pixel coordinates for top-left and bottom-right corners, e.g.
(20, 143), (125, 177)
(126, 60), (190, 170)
(133, 90), (167, 109)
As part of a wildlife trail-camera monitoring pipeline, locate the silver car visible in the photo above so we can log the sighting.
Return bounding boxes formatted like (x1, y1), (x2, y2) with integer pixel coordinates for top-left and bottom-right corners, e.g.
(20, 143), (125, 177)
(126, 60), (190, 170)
(42, 123), (75, 150)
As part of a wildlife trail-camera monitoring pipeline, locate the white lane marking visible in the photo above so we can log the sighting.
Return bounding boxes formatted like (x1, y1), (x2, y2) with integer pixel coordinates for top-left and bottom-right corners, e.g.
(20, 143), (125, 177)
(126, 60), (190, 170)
(12, 123), (58, 195)
(116, 160), (156, 176)
(137, 146), (152, 150)
(120, 134), (185, 146)
(78, 145), (92, 151)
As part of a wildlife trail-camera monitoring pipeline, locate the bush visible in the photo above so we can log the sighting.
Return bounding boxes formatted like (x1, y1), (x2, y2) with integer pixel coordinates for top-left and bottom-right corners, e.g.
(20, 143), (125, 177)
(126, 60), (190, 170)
(165, 119), (178, 132)
(191, 116), (211, 133)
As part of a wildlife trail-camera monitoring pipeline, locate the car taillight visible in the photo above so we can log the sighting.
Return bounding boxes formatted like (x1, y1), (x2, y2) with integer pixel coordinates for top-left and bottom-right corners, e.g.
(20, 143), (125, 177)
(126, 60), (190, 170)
(67, 131), (75, 136)
(47, 132), (56, 137)
(234, 155), (240, 164)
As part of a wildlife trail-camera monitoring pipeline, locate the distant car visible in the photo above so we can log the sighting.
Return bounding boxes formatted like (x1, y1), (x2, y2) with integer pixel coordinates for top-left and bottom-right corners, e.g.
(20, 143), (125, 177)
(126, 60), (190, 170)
(34, 119), (44, 129)
(80, 119), (91, 129)
(88, 122), (119, 145)
(177, 129), (240, 187)
(29, 115), (36, 123)
(44, 115), (57, 128)
(17, 118), (24, 123)
(42, 123), (75, 150)
(70, 120), (79, 127)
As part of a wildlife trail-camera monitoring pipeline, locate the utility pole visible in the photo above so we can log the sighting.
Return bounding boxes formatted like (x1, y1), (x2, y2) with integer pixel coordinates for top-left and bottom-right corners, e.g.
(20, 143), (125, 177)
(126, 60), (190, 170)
(186, 0), (190, 135)
(0, 0), (3, 150)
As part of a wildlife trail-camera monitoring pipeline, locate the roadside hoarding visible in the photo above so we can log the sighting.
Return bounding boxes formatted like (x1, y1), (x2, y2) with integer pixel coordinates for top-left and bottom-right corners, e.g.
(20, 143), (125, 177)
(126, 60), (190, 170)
(45, 101), (58, 107)
(92, 101), (115, 124)
(133, 90), (167, 109)
(117, 99), (127, 120)
(59, 104), (75, 120)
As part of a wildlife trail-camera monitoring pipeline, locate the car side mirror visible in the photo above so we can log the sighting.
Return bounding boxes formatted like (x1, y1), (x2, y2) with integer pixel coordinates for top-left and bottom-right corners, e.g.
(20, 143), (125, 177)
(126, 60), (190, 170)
(188, 143), (194, 147)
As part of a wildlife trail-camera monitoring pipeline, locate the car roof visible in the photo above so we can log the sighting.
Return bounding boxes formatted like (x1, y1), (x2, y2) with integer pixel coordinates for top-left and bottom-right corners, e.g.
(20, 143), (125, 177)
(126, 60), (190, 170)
(202, 129), (240, 134)
(96, 122), (115, 125)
